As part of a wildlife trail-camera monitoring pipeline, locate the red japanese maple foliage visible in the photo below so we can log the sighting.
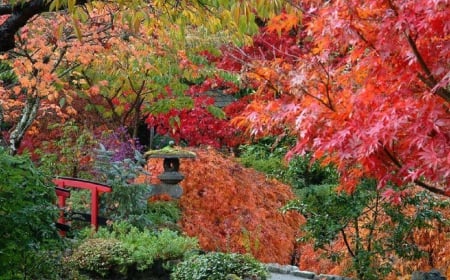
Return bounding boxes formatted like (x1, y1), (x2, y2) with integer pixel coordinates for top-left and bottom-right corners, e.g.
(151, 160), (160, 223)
(138, 147), (305, 264)
(232, 1), (450, 197)
(145, 77), (245, 148)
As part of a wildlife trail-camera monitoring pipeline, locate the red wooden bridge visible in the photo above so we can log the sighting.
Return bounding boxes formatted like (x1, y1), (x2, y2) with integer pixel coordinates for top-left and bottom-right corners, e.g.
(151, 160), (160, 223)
(53, 177), (111, 235)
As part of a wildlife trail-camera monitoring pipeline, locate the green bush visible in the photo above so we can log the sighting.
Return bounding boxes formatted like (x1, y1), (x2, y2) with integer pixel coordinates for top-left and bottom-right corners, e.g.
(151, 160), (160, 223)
(0, 148), (63, 279)
(286, 153), (338, 189)
(66, 238), (132, 278)
(69, 221), (199, 277)
(238, 137), (338, 189)
(146, 200), (182, 229)
(238, 137), (288, 181)
(36, 121), (97, 178)
(171, 252), (269, 280)
(94, 144), (153, 228)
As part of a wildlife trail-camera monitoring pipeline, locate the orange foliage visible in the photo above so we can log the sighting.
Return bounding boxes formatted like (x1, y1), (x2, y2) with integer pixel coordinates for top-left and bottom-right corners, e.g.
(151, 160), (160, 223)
(138, 147), (305, 264)
(267, 13), (301, 34)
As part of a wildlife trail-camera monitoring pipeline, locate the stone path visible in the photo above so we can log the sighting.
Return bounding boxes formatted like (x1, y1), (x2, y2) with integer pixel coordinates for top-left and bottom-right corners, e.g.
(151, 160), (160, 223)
(266, 264), (352, 280)
(270, 272), (312, 280)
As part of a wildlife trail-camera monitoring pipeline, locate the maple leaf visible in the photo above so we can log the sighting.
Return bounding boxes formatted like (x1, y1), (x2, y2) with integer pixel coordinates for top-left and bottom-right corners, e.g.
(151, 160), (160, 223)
(267, 13), (300, 34)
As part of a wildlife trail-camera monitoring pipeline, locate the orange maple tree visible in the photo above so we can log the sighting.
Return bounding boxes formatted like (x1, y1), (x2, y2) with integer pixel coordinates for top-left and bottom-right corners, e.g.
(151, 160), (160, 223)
(0, 5), (114, 154)
(231, 1), (450, 197)
(138, 147), (305, 264)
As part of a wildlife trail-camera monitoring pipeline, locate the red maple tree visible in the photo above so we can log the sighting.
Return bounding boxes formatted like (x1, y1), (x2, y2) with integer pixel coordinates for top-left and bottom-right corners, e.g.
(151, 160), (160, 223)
(231, 1), (450, 197)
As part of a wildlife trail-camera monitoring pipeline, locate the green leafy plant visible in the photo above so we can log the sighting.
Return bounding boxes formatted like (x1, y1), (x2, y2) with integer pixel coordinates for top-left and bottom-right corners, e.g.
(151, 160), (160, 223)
(0, 148), (63, 279)
(0, 60), (17, 85)
(146, 200), (182, 229)
(238, 137), (289, 181)
(65, 238), (132, 278)
(283, 179), (449, 280)
(238, 137), (338, 190)
(36, 121), (97, 179)
(94, 221), (199, 271)
(94, 144), (153, 227)
(171, 251), (269, 280)
(286, 153), (338, 189)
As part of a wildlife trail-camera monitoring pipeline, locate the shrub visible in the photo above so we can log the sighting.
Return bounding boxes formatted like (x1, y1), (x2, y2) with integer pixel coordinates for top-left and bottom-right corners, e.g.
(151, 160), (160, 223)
(171, 252), (269, 280)
(238, 137), (338, 189)
(36, 121), (97, 178)
(238, 137), (288, 181)
(0, 148), (63, 279)
(94, 143), (153, 228)
(66, 238), (132, 278)
(285, 153), (338, 189)
(93, 222), (199, 271)
(146, 200), (182, 229)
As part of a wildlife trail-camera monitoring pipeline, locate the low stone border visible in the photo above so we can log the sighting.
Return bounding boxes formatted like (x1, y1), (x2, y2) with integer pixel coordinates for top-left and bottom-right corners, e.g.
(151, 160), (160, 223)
(266, 263), (353, 280)
(266, 264), (447, 280)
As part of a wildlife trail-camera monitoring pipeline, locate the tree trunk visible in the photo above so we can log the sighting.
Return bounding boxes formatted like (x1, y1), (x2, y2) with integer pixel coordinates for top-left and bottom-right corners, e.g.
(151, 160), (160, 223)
(8, 96), (40, 154)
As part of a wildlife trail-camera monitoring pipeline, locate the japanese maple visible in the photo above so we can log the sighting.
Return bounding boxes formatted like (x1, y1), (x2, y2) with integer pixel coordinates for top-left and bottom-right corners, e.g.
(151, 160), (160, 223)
(231, 1), (450, 196)
(145, 75), (245, 148)
(138, 147), (305, 264)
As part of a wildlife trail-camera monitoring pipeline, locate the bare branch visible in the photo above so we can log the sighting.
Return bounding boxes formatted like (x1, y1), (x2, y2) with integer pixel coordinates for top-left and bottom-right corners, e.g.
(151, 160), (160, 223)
(0, 0), (89, 52)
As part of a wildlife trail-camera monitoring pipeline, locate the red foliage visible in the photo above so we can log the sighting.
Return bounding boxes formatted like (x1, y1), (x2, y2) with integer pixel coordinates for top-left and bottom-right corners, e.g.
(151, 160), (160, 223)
(231, 1), (450, 196)
(139, 147), (305, 264)
(146, 77), (245, 148)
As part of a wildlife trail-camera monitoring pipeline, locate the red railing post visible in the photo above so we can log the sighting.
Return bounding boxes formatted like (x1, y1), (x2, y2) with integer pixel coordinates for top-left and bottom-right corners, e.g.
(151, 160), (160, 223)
(91, 188), (99, 230)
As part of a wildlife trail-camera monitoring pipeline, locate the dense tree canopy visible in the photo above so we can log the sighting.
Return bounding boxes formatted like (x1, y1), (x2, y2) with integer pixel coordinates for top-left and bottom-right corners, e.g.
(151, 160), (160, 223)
(0, 0), (300, 153)
(232, 0), (450, 197)
(0, 0), (448, 196)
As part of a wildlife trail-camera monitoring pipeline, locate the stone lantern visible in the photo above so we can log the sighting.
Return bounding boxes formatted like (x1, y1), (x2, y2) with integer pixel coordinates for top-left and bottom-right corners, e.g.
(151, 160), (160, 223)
(144, 142), (196, 199)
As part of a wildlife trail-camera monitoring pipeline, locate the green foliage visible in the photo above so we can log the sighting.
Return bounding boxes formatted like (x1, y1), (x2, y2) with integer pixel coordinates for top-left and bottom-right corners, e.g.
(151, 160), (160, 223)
(171, 251), (269, 280)
(238, 137), (290, 180)
(36, 121), (97, 178)
(66, 238), (132, 278)
(238, 137), (338, 189)
(73, 221), (199, 275)
(147, 200), (182, 229)
(0, 61), (17, 85)
(286, 153), (338, 189)
(207, 105), (226, 119)
(283, 179), (450, 280)
(94, 144), (153, 227)
(0, 148), (63, 279)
